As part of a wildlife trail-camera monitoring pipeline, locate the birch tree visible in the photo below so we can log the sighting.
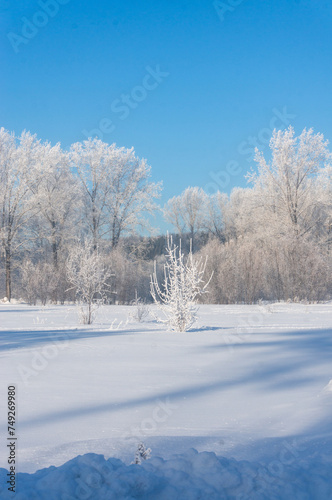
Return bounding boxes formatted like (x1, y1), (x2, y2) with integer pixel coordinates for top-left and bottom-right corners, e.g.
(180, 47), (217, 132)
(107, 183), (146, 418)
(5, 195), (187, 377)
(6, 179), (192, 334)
(105, 146), (161, 247)
(70, 138), (161, 249)
(29, 142), (80, 270)
(70, 138), (114, 250)
(0, 128), (40, 300)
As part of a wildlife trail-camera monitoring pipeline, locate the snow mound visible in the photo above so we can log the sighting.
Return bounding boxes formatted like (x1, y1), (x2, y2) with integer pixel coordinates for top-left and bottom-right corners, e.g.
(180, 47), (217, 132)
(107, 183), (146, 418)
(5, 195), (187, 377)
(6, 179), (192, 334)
(0, 297), (25, 304)
(1, 449), (332, 499)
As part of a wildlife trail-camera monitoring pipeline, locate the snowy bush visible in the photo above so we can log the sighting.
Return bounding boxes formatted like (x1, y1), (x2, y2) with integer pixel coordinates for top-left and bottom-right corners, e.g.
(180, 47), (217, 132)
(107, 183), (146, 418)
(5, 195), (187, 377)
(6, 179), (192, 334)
(21, 260), (59, 305)
(133, 443), (151, 464)
(150, 235), (211, 332)
(66, 240), (112, 324)
(130, 291), (150, 322)
(105, 245), (148, 304)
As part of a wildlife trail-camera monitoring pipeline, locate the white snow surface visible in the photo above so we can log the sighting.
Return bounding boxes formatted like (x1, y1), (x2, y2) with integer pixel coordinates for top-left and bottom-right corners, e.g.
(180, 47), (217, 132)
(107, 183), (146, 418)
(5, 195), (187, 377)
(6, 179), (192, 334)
(0, 302), (332, 499)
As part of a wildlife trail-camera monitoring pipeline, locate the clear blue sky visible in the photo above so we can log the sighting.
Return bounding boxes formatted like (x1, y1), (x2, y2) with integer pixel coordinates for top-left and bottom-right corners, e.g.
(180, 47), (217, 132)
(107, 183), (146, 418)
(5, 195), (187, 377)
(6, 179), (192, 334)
(1, 0), (332, 223)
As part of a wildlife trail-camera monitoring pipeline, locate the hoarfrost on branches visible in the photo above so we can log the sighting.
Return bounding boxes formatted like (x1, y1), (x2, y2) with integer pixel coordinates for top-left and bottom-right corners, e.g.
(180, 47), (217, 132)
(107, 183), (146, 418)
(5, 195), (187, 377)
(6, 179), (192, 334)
(129, 291), (150, 322)
(133, 443), (151, 464)
(164, 187), (208, 251)
(150, 235), (211, 332)
(0, 129), (41, 300)
(70, 138), (161, 249)
(66, 240), (113, 324)
(248, 126), (331, 238)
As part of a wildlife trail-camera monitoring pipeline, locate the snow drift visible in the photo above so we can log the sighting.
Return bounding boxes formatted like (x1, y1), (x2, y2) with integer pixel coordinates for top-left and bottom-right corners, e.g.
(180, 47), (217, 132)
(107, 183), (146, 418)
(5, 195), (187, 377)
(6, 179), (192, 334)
(1, 448), (332, 499)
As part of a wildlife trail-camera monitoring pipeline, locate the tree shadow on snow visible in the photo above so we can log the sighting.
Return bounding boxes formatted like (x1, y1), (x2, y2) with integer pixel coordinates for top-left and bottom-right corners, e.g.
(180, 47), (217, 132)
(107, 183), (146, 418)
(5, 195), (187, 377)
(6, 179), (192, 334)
(17, 337), (332, 431)
(0, 327), (145, 352)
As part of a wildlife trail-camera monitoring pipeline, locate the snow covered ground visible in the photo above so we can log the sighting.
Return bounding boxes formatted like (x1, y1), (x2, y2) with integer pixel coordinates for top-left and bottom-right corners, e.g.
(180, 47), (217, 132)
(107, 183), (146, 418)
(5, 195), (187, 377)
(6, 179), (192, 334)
(0, 302), (331, 498)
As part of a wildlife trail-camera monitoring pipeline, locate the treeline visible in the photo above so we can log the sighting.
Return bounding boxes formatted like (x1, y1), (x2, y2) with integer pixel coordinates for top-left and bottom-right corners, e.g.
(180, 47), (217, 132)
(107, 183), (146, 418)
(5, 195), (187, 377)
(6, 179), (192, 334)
(0, 126), (331, 304)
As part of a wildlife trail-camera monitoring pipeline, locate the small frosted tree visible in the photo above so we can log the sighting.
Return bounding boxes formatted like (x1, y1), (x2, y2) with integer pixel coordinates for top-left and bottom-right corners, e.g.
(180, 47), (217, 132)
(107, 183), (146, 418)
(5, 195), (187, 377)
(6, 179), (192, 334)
(133, 442), (151, 464)
(150, 235), (211, 332)
(130, 290), (150, 322)
(66, 240), (112, 324)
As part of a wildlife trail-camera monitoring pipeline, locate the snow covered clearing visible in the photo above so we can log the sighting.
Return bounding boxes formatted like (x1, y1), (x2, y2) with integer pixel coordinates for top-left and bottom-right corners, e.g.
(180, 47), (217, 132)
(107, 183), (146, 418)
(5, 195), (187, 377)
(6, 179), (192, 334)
(0, 302), (331, 498)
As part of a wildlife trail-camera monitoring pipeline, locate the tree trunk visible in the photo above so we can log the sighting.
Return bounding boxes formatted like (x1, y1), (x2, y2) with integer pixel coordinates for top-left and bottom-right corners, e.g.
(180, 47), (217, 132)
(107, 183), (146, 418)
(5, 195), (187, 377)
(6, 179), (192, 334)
(52, 240), (58, 268)
(5, 245), (11, 301)
(51, 221), (59, 270)
(92, 201), (98, 251)
(190, 228), (195, 253)
(111, 219), (120, 248)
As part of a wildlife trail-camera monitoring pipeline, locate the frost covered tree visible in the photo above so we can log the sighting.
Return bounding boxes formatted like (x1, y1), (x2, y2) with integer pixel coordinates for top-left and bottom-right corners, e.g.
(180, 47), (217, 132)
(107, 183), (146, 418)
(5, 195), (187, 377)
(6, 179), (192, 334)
(204, 192), (228, 241)
(150, 235), (211, 331)
(203, 189), (256, 244)
(227, 187), (258, 239)
(204, 190), (252, 243)
(164, 187), (208, 251)
(70, 138), (115, 250)
(66, 240), (112, 324)
(249, 126), (331, 238)
(29, 142), (80, 271)
(104, 146), (161, 247)
(316, 164), (332, 248)
(241, 126), (332, 300)
(0, 129), (41, 300)
(70, 138), (161, 249)
(21, 260), (59, 305)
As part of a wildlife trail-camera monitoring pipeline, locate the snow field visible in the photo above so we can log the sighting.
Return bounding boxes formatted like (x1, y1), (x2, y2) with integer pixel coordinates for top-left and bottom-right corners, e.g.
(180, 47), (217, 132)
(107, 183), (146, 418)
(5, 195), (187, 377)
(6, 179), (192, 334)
(0, 302), (331, 498)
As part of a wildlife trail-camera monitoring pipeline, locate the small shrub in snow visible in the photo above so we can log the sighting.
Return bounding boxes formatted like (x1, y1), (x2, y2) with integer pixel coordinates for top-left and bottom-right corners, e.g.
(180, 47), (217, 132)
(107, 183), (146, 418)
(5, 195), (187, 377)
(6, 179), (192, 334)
(66, 240), (113, 324)
(133, 443), (151, 464)
(109, 317), (129, 330)
(150, 235), (211, 332)
(21, 260), (58, 305)
(130, 291), (150, 322)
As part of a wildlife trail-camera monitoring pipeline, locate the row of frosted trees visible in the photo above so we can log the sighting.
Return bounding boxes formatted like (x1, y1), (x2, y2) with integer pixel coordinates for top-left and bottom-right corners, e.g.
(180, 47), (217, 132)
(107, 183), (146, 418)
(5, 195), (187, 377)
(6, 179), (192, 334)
(0, 126), (331, 304)
(0, 128), (161, 301)
(158, 127), (331, 328)
(165, 128), (332, 302)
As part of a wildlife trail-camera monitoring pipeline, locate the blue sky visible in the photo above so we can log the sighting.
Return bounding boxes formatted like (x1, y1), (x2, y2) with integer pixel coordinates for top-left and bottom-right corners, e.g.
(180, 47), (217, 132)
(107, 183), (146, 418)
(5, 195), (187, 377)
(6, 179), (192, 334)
(1, 0), (332, 221)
